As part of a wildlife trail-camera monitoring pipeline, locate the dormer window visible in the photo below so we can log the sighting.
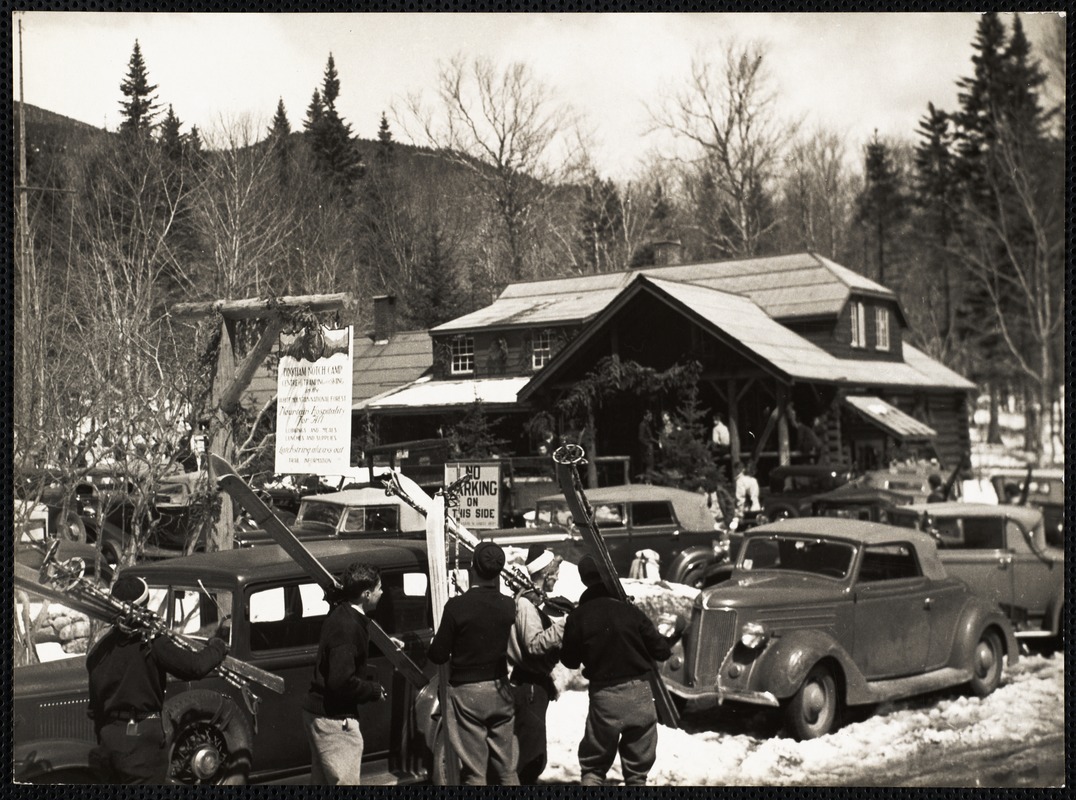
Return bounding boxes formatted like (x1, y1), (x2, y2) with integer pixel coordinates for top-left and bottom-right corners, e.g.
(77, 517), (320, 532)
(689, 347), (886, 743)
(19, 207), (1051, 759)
(850, 302), (867, 348)
(875, 307), (890, 351)
(532, 331), (553, 370)
(450, 336), (474, 375)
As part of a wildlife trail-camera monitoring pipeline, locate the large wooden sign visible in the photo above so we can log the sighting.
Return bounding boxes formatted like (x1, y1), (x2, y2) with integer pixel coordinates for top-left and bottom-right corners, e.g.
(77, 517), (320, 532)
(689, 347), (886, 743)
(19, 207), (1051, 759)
(275, 325), (353, 473)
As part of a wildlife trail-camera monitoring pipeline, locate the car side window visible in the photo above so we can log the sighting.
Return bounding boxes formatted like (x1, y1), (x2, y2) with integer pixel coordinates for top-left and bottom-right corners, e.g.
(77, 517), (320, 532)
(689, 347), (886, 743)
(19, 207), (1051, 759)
(299, 503), (341, 526)
(960, 518), (1005, 549)
(369, 570), (431, 638)
(858, 544), (921, 582)
(248, 582), (328, 651)
(342, 505), (399, 533)
(631, 501), (675, 527)
(592, 503), (626, 528)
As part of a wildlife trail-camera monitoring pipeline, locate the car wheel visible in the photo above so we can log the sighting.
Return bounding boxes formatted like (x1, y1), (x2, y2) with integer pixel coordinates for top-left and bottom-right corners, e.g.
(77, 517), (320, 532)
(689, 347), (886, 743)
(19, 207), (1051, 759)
(680, 565), (707, 590)
(165, 690), (252, 785)
(784, 664), (839, 740)
(767, 504), (798, 521)
(58, 513), (87, 543)
(967, 629), (1003, 697)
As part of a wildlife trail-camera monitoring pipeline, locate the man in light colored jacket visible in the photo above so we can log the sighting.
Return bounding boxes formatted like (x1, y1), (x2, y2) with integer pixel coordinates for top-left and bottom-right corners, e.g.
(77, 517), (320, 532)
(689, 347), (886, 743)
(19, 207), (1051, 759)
(507, 545), (567, 784)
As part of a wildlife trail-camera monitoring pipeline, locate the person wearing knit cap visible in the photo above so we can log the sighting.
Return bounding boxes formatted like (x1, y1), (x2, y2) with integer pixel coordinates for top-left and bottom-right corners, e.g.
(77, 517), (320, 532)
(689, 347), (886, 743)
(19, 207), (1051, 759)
(427, 541), (519, 785)
(507, 545), (566, 784)
(559, 554), (674, 787)
(86, 574), (229, 784)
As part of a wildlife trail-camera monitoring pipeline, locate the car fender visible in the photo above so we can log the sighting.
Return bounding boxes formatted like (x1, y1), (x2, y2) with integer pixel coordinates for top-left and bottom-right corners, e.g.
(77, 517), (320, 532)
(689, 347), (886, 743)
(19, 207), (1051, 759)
(665, 545), (721, 584)
(13, 738), (96, 782)
(751, 629), (860, 702)
(948, 600), (1019, 669)
(413, 673), (441, 750)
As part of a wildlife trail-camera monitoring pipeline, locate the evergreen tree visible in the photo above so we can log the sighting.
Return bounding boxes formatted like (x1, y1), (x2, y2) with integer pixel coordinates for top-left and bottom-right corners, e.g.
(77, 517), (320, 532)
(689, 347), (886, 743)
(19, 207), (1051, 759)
(159, 105), (184, 162)
(375, 111), (394, 164)
(854, 132), (909, 284)
(407, 223), (464, 329)
(268, 98), (293, 183)
(448, 402), (507, 459)
(629, 180), (676, 267)
(269, 98), (292, 140)
(303, 89), (324, 132)
(119, 40), (161, 135)
(186, 125), (203, 158)
(913, 103), (959, 341)
(649, 383), (720, 495)
(305, 54), (364, 194)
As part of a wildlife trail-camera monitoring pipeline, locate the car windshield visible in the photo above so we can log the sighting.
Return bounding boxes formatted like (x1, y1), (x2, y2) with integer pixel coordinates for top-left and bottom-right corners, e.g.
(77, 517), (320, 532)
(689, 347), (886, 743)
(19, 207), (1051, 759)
(297, 501), (344, 527)
(535, 501), (575, 529)
(144, 581), (233, 640)
(739, 535), (855, 579)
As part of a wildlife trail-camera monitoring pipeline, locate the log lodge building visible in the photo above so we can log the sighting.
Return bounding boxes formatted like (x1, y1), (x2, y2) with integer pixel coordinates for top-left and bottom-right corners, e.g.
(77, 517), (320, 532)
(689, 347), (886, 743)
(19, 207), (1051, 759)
(250, 250), (975, 486)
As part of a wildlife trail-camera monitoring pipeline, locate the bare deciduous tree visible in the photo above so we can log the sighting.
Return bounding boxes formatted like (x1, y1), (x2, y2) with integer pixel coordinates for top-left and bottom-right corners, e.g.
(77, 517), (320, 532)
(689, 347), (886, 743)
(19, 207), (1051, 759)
(400, 55), (585, 284)
(192, 117), (296, 299)
(652, 41), (796, 258)
(777, 127), (856, 259)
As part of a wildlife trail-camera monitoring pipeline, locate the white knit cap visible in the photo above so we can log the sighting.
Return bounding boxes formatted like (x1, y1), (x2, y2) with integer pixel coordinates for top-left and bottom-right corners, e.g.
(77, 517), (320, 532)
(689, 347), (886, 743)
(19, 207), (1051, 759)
(526, 548), (555, 575)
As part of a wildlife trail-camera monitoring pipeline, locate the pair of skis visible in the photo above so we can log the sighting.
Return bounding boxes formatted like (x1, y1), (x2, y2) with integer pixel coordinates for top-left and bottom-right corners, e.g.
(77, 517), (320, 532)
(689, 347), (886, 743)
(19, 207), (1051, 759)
(553, 444), (681, 729)
(211, 456), (429, 690)
(14, 546), (286, 715)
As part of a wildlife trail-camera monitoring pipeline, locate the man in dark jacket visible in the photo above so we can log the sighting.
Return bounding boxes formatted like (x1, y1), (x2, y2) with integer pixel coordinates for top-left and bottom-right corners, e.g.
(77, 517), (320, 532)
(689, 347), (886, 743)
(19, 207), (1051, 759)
(302, 562), (385, 785)
(559, 555), (673, 786)
(427, 541), (519, 785)
(87, 574), (229, 784)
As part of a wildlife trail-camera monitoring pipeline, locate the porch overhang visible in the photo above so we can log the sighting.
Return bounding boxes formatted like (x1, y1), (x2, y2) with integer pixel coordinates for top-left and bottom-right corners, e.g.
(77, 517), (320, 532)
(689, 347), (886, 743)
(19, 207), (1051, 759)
(843, 395), (937, 441)
(354, 376), (532, 415)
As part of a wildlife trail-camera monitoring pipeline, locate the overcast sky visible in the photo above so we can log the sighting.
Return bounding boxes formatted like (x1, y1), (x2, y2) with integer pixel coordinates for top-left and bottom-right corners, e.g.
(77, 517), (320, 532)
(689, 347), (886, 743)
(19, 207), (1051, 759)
(12, 11), (1063, 178)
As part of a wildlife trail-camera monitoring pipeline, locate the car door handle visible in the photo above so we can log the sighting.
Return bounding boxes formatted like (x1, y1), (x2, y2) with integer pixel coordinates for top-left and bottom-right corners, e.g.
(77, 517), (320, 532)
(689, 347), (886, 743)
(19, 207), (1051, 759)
(998, 555), (1013, 568)
(923, 597), (933, 610)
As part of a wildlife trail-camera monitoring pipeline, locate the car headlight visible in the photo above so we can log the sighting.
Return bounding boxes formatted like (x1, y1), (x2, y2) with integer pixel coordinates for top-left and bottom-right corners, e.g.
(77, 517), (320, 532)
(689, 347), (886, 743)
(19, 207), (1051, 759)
(740, 621), (767, 648)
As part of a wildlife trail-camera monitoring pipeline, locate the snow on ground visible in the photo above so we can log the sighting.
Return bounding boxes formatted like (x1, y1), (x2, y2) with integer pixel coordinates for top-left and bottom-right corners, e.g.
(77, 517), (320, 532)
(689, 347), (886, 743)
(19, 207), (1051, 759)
(540, 652), (1064, 787)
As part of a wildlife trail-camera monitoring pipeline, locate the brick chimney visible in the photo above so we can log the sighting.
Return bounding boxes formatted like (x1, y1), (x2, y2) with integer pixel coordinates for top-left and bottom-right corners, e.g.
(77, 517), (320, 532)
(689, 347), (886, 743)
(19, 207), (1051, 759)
(652, 240), (682, 266)
(372, 295), (397, 343)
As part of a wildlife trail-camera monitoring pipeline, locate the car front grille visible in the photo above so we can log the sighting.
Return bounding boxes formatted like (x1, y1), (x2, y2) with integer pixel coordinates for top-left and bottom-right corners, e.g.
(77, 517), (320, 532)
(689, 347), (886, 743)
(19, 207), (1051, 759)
(685, 607), (737, 685)
(36, 696), (94, 741)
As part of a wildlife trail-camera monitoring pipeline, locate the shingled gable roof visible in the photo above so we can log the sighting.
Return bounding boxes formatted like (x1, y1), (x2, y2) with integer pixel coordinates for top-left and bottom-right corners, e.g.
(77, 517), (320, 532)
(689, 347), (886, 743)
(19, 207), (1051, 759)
(432, 252), (906, 334)
(518, 275), (973, 401)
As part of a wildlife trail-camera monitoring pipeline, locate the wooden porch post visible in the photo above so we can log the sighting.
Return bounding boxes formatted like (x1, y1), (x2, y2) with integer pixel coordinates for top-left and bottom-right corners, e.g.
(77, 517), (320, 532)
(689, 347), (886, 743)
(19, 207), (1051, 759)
(726, 378), (741, 468)
(777, 384), (791, 466)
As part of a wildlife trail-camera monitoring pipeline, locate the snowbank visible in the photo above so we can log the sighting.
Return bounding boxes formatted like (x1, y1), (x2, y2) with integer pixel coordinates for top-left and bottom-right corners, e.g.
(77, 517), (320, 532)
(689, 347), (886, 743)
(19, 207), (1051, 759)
(541, 652), (1064, 786)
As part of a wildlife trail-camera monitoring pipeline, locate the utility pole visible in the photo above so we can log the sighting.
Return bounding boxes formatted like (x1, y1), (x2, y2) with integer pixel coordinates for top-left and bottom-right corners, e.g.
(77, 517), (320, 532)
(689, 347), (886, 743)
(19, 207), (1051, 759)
(16, 17), (31, 424)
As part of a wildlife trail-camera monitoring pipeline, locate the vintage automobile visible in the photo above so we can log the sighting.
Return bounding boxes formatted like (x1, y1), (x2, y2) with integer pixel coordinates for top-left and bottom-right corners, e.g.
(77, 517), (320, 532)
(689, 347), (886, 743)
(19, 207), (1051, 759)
(888, 502), (1064, 642)
(760, 464), (855, 520)
(660, 518), (1018, 740)
(15, 499), (114, 582)
(988, 467), (1064, 546)
(809, 482), (920, 523)
(233, 487), (429, 547)
(13, 539), (453, 785)
(483, 483), (735, 585)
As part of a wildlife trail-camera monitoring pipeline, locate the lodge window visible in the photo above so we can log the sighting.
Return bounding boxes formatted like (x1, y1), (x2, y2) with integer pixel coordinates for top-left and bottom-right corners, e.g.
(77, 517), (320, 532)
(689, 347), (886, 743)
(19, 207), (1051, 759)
(850, 302), (867, 348)
(450, 336), (474, 375)
(875, 307), (890, 351)
(532, 331), (553, 370)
